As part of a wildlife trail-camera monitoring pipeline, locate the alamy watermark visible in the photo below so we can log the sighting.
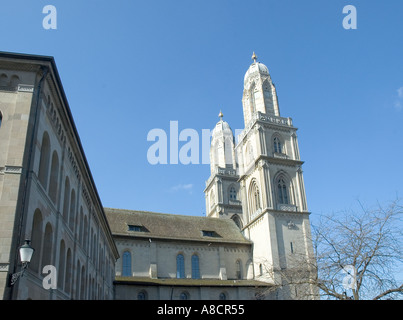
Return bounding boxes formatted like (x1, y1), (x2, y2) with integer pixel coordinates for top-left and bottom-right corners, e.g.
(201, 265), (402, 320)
(42, 5), (57, 30)
(342, 265), (357, 291)
(146, 120), (242, 165)
(40, 5), (357, 31)
(42, 265), (57, 289)
(343, 5), (357, 30)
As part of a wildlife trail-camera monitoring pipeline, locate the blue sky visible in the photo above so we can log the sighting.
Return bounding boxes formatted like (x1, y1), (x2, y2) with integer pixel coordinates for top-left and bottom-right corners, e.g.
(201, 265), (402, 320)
(2, 0), (403, 223)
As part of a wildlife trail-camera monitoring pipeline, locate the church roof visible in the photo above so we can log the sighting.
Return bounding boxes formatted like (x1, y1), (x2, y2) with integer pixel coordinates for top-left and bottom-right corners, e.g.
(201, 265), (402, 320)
(104, 208), (251, 245)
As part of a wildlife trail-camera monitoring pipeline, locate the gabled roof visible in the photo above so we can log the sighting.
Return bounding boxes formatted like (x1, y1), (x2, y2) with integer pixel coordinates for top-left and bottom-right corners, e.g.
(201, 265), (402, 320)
(104, 208), (251, 245)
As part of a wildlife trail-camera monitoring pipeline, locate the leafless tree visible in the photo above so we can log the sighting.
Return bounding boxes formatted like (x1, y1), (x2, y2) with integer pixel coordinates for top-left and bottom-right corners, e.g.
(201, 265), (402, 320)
(258, 199), (403, 300)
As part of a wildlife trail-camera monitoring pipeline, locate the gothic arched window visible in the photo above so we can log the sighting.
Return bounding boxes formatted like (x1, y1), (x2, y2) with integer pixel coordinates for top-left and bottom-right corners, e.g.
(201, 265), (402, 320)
(191, 254), (200, 279)
(231, 215), (242, 230)
(38, 132), (51, 189)
(176, 254), (185, 279)
(249, 180), (261, 214)
(236, 260), (242, 279)
(277, 178), (289, 204)
(48, 151), (59, 204)
(250, 83), (256, 113)
(273, 137), (282, 154)
(122, 251), (132, 277)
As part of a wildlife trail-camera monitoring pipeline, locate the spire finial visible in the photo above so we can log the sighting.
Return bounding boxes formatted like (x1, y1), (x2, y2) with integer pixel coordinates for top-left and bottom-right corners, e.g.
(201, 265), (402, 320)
(218, 110), (224, 120)
(252, 51), (257, 63)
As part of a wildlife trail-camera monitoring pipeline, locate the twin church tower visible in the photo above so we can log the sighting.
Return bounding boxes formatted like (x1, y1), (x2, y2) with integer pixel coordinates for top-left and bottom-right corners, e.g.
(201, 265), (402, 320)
(204, 53), (315, 287)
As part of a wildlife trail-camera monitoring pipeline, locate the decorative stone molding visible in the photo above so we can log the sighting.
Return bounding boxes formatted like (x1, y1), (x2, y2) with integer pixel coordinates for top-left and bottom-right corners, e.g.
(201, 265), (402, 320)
(17, 84), (34, 93)
(277, 204), (297, 212)
(273, 152), (288, 160)
(287, 220), (297, 230)
(3, 166), (23, 174)
(0, 263), (9, 272)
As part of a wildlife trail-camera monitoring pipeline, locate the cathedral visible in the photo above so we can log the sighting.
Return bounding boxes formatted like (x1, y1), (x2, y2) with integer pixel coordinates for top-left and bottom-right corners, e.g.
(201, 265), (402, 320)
(0, 51), (316, 300)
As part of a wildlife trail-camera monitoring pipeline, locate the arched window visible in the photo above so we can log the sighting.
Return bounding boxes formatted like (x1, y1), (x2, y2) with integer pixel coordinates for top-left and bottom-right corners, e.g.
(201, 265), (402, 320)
(0, 74), (8, 86)
(38, 132), (51, 189)
(79, 208), (84, 243)
(191, 254), (200, 279)
(58, 240), (66, 290)
(75, 260), (81, 300)
(176, 254), (185, 279)
(179, 292), (188, 300)
(122, 251), (132, 277)
(9, 75), (19, 88)
(219, 292), (227, 300)
(62, 177), (70, 222)
(48, 151), (59, 204)
(250, 83), (256, 114)
(65, 248), (72, 293)
(231, 215), (242, 230)
(30, 209), (43, 273)
(42, 223), (53, 267)
(69, 189), (76, 230)
(236, 260), (242, 279)
(83, 216), (88, 252)
(0, 111), (3, 129)
(229, 186), (237, 200)
(80, 265), (86, 300)
(259, 264), (263, 276)
(138, 291), (147, 300)
(277, 178), (289, 204)
(249, 180), (261, 213)
(273, 137), (282, 153)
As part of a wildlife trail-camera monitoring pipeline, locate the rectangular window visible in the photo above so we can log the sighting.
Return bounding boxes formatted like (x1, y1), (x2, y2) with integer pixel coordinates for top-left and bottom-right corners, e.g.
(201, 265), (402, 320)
(290, 242), (294, 254)
(128, 225), (148, 232)
(201, 230), (220, 237)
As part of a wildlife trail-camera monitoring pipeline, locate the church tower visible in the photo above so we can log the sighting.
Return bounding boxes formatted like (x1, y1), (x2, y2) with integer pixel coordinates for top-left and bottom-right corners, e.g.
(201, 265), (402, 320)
(204, 111), (243, 229)
(242, 52), (280, 126)
(206, 53), (317, 299)
(236, 53), (316, 298)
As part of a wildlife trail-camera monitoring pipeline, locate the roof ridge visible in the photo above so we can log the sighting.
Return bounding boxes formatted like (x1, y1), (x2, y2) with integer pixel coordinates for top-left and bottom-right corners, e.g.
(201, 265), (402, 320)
(104, 207), (221, 221)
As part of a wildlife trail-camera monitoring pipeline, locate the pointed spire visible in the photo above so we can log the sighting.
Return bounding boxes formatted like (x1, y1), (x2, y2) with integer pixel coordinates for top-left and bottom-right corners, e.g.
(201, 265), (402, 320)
(251, 51), (257, 63)
(218, 110), (224, 120)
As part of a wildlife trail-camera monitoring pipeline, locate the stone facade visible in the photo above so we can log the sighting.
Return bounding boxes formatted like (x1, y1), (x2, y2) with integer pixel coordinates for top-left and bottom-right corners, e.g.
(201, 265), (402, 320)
(105, 208), (270, 300)
(204, 55), (317, 299)
(0, 52), (119, 300)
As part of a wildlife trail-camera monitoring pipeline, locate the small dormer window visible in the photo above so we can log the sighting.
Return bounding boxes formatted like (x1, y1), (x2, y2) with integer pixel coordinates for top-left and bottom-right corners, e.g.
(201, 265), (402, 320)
(201, 230), (220, 238)
(128, 225), (147, 232)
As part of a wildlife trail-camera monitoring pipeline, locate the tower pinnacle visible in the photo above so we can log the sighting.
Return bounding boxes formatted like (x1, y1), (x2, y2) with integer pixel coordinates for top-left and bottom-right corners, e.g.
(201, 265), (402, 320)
(251, 52), (257, 63)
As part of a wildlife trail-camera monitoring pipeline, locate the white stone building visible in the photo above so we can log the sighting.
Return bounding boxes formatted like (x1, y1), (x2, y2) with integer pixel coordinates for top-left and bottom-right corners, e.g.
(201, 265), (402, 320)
(204, 53), (317, 299)
(109, 53), (317, 300)
(106, 208), (268, 300)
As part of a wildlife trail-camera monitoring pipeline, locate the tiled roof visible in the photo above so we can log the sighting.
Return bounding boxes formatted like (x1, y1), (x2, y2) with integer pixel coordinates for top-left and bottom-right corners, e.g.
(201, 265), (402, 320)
(104, 208), (251, 245)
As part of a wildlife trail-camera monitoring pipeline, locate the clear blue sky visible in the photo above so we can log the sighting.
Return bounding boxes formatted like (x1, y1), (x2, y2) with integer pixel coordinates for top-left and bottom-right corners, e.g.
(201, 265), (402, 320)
(2, 0), (403, 222)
